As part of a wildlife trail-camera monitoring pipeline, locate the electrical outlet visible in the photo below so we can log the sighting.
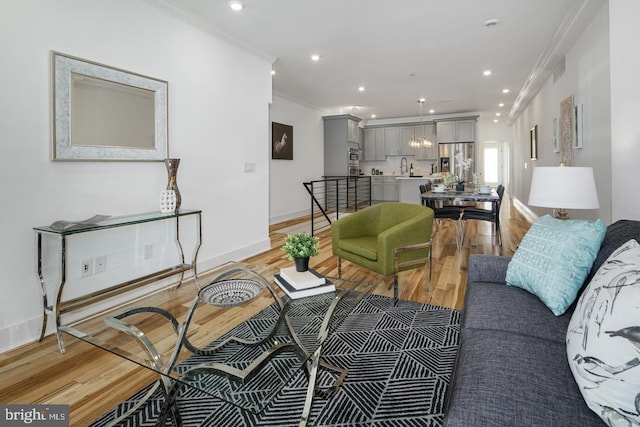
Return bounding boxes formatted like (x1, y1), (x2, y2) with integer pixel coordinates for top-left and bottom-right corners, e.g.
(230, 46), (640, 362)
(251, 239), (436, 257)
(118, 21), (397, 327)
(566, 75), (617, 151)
(95, 255), (107, 273)
(81, 259), (93, 277)
(144, 244), (153, 260)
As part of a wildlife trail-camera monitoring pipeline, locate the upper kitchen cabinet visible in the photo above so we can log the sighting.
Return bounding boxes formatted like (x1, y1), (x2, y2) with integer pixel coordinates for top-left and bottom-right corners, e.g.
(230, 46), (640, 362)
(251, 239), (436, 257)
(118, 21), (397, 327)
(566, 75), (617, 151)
(414, 124), (437, 160)
(399, 126), (416, 156)
(435, 117), (478, 143)
(363, 127), (386, 161)
(384, 126), (414, 156)
(347, 119), (359, 144)
(385, 127), (400, 155)
(323, 114), (362, 176)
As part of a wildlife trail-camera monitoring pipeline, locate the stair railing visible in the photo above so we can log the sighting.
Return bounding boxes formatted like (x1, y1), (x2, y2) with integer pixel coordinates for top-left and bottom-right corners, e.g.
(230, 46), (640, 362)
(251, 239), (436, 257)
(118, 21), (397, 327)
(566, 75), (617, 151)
(302, 176), (371, 236)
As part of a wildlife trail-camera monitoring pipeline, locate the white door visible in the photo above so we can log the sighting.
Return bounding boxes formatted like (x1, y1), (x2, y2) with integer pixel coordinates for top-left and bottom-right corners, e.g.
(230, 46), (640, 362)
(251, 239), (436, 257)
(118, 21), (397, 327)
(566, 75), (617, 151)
(479, 141), (507, 188)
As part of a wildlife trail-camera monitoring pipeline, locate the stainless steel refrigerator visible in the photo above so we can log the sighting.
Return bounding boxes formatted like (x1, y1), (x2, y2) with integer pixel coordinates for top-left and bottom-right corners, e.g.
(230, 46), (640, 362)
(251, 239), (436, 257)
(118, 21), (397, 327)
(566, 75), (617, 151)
(438, 142), (475, 183)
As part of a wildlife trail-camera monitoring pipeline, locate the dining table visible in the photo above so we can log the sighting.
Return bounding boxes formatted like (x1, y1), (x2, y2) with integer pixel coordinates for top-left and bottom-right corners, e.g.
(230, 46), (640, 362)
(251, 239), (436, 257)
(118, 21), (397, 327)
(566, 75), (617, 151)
(421, 188), (500, 250)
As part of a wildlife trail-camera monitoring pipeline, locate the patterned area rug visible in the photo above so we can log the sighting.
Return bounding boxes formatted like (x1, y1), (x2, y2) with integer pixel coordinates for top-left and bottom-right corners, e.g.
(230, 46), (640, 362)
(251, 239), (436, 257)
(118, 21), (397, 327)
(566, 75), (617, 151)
(89, 295), (460, 426)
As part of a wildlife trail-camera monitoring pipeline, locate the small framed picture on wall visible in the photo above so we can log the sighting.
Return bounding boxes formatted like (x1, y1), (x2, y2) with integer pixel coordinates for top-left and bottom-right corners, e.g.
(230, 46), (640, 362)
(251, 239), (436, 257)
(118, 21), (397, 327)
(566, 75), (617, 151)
(272, 122), (293, 160)
(530, 125), (538, 160)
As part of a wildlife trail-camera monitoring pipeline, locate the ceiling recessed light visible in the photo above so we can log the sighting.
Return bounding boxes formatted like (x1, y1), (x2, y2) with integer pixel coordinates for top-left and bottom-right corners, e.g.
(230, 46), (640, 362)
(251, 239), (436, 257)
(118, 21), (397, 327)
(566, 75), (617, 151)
(371, 114), (376, 118)
(502, 88), (510, 94)
(498, 102), (505, 107)
(483, 18), (499, 27)
(483, 70), (492, 76)
(358, 86), (365, 92)
(496, 112), (501, 116)
(271, 70), (276, 75)
(429, 109), (435, 114)
(228, 1), (243, 11)
(493, 119), (499, 123)
(419, 97), (426, 103)
(310, 54), (320, 61)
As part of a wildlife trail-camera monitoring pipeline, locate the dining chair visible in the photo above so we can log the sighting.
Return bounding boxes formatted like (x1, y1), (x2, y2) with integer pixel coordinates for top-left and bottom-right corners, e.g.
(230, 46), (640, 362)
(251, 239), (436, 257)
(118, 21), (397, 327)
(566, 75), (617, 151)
(461, 184), (505, 244)
(419, 184), (464, 231)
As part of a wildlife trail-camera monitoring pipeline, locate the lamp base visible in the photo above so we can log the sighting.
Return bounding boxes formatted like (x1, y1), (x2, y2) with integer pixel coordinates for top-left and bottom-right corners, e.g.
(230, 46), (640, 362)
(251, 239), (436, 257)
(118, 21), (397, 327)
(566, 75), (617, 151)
(553, 208), (569, 220)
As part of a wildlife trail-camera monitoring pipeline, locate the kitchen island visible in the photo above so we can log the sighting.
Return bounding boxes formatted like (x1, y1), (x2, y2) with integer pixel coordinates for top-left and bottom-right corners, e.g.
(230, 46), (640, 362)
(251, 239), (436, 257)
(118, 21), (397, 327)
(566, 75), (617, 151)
(397, 175), (443, 205)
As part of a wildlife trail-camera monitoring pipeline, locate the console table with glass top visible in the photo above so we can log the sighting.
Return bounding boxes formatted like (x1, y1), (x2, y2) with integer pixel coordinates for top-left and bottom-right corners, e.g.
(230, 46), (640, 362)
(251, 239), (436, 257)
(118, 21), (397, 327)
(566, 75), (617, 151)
(59, 261), (372, 427)
(34, 209), (202, 353)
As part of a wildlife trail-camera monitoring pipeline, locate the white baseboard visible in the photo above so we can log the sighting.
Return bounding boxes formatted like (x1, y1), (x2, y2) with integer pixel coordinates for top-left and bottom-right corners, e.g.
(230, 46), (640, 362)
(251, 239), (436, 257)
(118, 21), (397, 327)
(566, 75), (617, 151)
(270, 209), (310, 225)
(0, 237), (272, 354)
(0, 318), (44, 354)
(512, 196), (538, 224)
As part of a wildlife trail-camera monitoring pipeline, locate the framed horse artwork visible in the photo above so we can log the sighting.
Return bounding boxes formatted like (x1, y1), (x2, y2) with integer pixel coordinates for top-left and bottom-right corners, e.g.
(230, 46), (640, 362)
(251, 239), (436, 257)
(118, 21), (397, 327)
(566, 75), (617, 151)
(272, 122), (293, 160)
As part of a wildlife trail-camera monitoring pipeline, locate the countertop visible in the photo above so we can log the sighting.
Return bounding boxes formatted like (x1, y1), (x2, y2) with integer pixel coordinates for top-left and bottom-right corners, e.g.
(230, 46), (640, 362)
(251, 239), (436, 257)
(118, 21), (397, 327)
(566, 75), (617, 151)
(362, 174), (444, 180)
(365, 175), (443, 180)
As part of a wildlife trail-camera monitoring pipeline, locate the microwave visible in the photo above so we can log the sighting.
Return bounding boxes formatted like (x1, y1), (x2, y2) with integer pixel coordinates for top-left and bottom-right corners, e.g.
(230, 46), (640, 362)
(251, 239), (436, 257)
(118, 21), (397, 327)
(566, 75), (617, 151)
(348, 147), (360, 162)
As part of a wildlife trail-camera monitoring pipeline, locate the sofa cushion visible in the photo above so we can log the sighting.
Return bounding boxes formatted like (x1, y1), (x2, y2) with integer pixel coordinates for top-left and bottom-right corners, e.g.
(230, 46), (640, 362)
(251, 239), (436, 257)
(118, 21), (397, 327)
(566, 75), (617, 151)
(444, 329), (604, 427)
(463, 282), (572, 343)
(506, 215), (606, 315)
(337, 236), (378, 261)
(567, 239), (640, 426)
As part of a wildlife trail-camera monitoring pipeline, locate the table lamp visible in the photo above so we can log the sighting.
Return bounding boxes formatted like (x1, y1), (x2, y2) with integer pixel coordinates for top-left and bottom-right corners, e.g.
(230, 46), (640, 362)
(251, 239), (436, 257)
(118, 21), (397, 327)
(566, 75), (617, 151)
(528, 166), (599, 219)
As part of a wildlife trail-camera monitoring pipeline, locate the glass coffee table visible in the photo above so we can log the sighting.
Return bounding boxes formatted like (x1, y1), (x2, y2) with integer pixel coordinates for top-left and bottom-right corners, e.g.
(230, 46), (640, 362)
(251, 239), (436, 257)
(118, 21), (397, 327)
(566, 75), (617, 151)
(60, 261), (372, 426)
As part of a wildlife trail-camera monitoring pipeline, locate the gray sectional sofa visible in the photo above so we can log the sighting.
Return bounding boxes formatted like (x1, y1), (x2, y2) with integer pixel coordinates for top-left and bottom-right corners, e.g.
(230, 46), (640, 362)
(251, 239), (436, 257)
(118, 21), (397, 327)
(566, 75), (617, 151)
(443, 220), (640, 426)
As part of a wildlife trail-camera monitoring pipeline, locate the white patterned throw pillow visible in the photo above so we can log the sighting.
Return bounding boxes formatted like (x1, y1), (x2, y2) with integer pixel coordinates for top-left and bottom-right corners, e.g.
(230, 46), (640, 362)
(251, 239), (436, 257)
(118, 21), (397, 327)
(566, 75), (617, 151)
(567, 239), (640, 426)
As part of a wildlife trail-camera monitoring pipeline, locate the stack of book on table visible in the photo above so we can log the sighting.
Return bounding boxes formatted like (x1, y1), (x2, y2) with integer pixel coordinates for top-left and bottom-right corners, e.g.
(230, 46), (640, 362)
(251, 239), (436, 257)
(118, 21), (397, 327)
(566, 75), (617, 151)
(274, 267), (335, 299)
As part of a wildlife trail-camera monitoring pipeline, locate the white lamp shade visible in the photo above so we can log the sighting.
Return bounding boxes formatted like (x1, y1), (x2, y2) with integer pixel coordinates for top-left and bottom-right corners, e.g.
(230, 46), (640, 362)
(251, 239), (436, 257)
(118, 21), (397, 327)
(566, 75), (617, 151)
(528, 166), (599, 210)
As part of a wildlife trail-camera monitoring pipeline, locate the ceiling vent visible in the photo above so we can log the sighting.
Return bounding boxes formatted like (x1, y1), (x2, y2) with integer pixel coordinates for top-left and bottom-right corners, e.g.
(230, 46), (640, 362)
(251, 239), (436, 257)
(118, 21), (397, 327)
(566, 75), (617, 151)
(553, 55), (566, 84)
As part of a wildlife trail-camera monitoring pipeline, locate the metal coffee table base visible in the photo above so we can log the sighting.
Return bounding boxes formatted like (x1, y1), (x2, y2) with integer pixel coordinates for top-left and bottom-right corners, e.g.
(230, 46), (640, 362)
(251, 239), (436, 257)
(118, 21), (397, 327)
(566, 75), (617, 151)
(95, 267), (364, 426)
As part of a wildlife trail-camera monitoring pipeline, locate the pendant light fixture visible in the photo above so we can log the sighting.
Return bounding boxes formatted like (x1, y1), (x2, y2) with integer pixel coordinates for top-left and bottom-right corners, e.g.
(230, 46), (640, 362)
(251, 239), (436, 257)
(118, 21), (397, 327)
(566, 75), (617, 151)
(409, 99), (433, 148)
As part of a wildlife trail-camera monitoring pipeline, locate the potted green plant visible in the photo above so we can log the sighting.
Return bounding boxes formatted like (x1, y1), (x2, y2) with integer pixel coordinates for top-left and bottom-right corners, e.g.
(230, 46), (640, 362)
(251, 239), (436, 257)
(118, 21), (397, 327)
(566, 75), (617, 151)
(282, 232), (320, 272)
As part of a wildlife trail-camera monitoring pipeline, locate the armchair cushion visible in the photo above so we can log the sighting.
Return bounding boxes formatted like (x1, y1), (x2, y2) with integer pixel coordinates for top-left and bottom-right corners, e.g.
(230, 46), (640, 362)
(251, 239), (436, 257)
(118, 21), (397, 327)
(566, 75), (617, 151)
(337, 236), (378, 261)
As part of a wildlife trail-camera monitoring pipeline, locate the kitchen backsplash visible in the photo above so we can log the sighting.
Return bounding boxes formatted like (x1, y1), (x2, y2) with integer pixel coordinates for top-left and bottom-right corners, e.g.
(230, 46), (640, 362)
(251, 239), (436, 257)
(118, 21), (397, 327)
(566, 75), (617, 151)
(360, 159), (437, 176)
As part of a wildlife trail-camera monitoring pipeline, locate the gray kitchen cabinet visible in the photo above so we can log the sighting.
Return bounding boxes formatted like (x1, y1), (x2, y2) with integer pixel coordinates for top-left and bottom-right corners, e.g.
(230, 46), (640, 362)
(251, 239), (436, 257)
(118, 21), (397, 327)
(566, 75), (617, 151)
(371, 176), (384, 200)
(385, 127), (401, 155)
(371, 176), (398, 201)
(385, 126), (415, 156)
(323, 114), (362, 176)
(363, 127), (386, 161)
(414, 124), (437, 160)
(399, 126), (416, 156)
(435, 118), (478, 143)
(375, 128), (385, 160)
(383, 176), (399, 201)
(347, 119), (359, 143)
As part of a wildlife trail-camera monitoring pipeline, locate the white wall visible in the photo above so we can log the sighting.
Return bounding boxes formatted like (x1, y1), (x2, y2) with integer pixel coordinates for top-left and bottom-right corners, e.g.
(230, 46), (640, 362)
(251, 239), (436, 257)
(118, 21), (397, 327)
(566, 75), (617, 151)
(0, 0), (273, 351)
(269, 95), (325, 223)
(610, 0), (640, 221)
(511, 2), (612, 223)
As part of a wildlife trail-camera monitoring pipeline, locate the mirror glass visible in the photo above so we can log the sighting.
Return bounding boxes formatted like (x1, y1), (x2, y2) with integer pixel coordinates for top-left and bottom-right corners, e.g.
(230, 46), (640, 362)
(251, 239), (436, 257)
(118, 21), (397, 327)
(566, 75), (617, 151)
(52, 51), (168, 161)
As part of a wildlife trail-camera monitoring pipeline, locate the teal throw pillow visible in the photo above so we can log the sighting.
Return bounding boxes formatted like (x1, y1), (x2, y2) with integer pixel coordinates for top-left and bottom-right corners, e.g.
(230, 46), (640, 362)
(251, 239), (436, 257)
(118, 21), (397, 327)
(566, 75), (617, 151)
(506, 215), (606, 316)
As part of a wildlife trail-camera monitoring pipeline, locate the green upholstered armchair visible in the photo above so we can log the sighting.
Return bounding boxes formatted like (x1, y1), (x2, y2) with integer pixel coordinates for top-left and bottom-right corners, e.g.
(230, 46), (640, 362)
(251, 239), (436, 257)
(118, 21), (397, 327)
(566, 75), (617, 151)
(331, 202), (434, 300)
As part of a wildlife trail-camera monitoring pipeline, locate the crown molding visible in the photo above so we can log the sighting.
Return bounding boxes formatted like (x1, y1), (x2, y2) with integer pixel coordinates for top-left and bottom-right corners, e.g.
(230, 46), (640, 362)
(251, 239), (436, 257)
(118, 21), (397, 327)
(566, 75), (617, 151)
(141, 0), (277, 64)
(507, 0), (606, 124)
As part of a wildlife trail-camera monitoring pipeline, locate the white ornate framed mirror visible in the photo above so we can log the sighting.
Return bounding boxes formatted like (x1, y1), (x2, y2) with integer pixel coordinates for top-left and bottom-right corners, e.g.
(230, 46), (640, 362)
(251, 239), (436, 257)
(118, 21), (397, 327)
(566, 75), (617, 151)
(51, 51), (168, 161)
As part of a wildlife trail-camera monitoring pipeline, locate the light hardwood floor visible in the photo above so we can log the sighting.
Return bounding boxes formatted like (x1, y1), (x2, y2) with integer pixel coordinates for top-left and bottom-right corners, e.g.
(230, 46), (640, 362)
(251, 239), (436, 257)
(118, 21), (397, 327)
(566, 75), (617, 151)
(0, 197), (532, 426)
